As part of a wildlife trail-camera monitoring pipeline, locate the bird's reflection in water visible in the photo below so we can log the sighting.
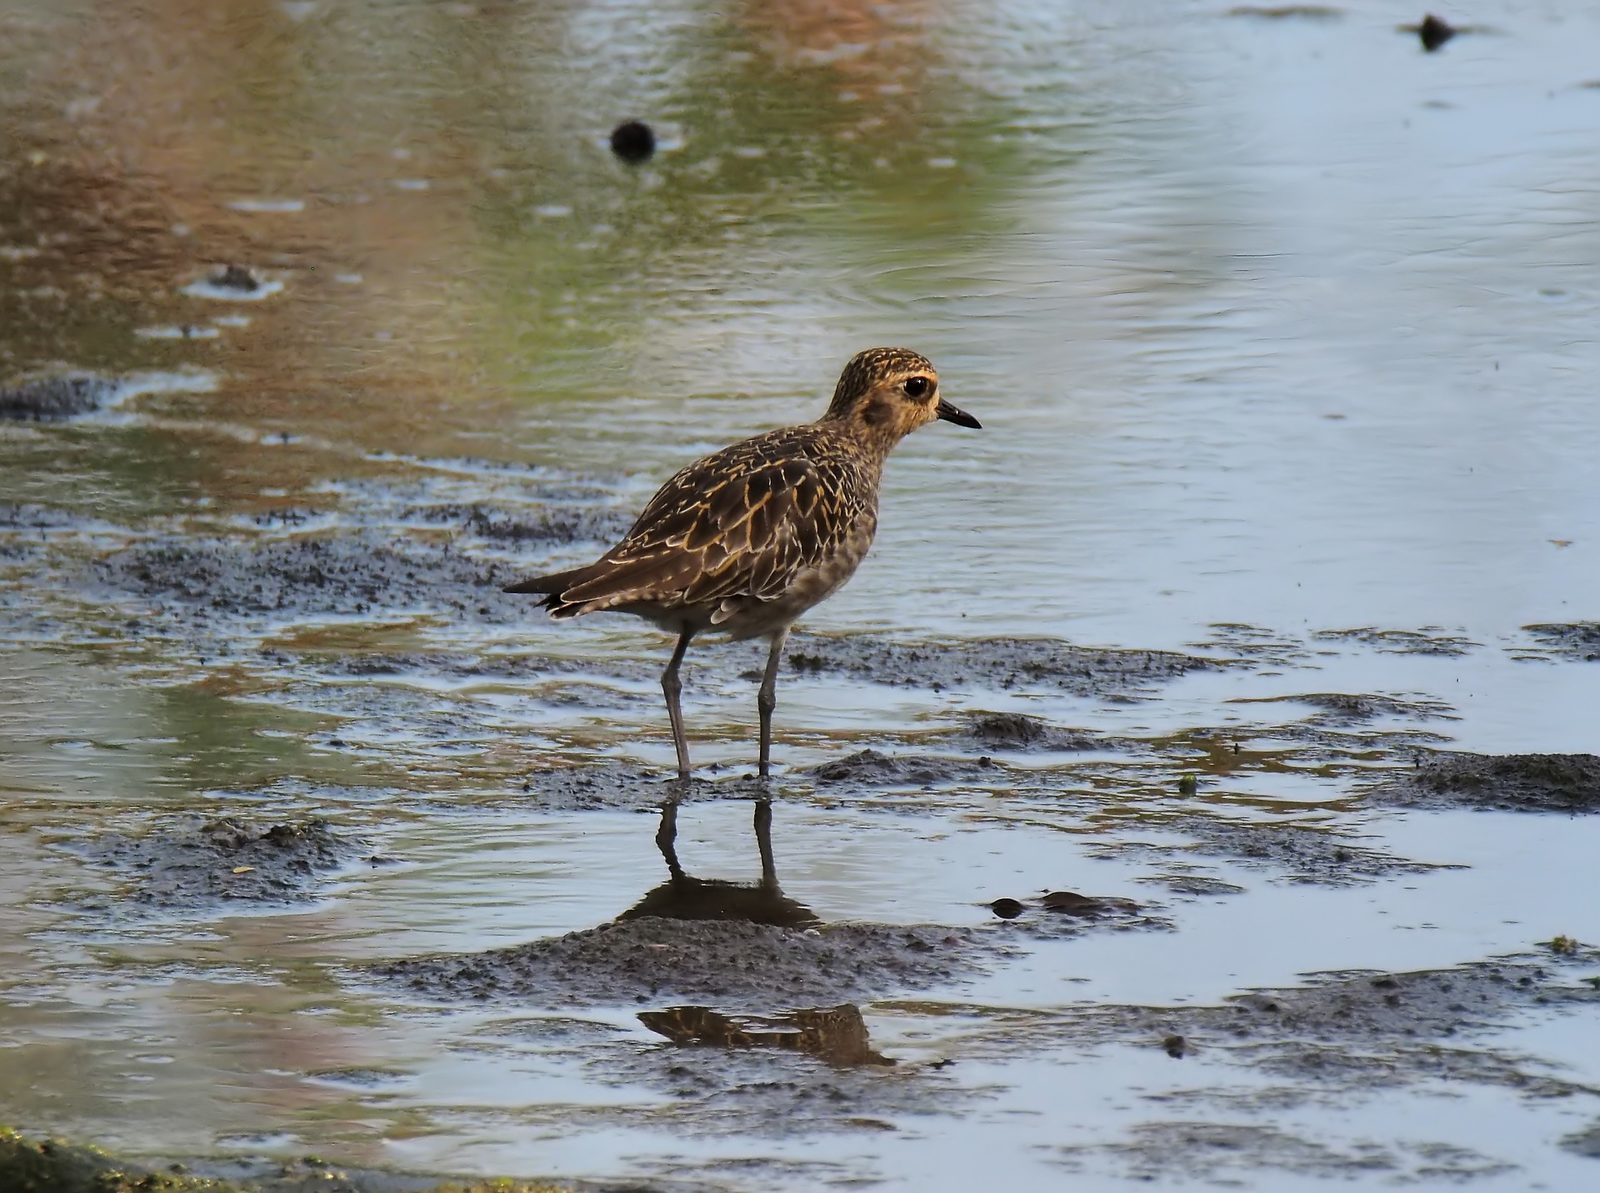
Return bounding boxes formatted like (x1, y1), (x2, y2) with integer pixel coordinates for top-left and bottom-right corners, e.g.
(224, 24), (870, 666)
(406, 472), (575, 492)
(619, 796), (817, 927)
(625, 796), (893, 1067)
(640, 1003), (893, 1068)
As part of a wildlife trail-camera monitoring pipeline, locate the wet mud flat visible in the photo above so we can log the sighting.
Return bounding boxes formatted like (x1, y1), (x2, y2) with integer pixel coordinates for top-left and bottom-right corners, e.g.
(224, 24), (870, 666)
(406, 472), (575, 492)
(8, 455), (1600, 1190)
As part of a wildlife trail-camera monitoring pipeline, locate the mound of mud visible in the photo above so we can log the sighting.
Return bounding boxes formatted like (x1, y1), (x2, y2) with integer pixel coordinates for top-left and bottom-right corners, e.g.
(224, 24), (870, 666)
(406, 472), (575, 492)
(785, 633), (1216, 698)
(377, 916), (988, 1008)
(1368, 751), (1600, 813)
(94, 533), (520, 622)
(74, 815), (368, 908)
(809, 748), (1002, 786)
(0, 372), (113, 420)
(962, 711), (1121, 751)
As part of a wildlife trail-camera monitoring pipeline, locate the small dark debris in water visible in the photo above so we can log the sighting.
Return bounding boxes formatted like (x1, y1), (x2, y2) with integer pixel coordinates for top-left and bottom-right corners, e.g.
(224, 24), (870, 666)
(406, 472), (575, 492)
(1227, 5), (1344, 19)
(610, 120), (656, 163)
(1177, 773), (1199, 796)
(1163, 1034), (1187, 1059)
(211, 263), (261, 291)
(989, 898), (1024, 919)
(0, 372), (113, 421)
(1040, 890), (1141, 917)
(1409, 14), (1457, 51)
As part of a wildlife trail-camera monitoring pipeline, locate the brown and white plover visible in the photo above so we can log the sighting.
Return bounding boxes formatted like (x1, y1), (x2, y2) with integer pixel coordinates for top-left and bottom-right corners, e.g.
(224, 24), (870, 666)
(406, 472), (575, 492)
(505, 347), (981, 780)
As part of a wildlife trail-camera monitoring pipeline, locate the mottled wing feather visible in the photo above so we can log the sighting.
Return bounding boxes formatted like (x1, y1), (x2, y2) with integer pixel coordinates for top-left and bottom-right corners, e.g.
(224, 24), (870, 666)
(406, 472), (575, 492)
(540, 428), (863, 617)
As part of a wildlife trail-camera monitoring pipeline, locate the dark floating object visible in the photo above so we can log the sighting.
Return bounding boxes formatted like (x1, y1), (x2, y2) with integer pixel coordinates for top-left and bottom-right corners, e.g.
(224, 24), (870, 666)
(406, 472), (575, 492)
(212, 263), (261, 291)
(1418, 13), (1456, 51)
(610, 119), (656, 163)
(989, 897), (1024, 920)
(1163, 1034), (1188, 1059)
(1398, 13), (1467, 52)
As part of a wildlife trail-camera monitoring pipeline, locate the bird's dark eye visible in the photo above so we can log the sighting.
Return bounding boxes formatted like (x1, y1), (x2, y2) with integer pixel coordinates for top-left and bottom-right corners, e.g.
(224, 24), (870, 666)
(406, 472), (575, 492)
(902, 376), (931, 399)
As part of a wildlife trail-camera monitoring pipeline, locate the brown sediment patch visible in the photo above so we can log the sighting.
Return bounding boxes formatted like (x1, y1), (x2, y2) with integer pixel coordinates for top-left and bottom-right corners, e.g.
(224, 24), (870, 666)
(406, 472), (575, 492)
(1367, 751), (1600, 813)
(69, 814), (377, 910)
(1000, 950), (1600, 1087)
(786, 632), (1219, 698)
(1240, 691), (1457, 725)
(1090, 815), (1443, 885)
(1521, 621), (1600, 662)
(1060, 1122), (1508, 1183)
(1311, 626), (1478, 657)
(374, 916), (995, 1009)
(958, 711), (1133, 753)
(808, 748), (1004, 786)
(91, 533), (523, 623)
(1188, 622), (1314, 666)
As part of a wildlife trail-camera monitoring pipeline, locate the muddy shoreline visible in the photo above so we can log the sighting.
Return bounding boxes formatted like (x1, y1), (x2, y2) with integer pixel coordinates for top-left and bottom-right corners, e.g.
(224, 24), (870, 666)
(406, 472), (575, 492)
(7, 452), (1600, 1189)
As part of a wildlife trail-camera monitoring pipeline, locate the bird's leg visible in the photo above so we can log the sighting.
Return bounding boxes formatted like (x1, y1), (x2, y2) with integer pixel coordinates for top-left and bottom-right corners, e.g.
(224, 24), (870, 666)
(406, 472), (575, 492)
(757, 628), (789, 778)
(662, 626), (695, 781)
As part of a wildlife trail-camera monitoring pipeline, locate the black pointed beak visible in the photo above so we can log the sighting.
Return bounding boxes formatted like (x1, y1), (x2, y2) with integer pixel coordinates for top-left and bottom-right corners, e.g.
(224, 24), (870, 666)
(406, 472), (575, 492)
(936, 398), (981, 429)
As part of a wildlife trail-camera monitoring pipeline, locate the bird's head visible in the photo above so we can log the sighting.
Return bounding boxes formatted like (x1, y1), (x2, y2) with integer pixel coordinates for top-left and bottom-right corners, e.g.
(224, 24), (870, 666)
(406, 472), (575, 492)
(820, 347), (980, 446)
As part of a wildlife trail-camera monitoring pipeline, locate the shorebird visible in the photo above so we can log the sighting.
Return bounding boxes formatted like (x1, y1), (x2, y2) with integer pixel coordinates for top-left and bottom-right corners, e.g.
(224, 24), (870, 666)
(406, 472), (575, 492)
(504, 347), (980, 780)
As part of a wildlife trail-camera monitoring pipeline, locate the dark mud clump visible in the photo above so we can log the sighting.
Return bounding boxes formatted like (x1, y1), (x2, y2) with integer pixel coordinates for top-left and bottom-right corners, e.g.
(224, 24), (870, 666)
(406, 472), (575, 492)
(1522, 621), (1600, 662)
(94, 533), (522, 624)
(1368, 751), (1600, 813)
(786, 632), (1217, 699)
(809, 748), (1003, 786)
(1014, 952), (1600, 1093)
(74, 815), (368, 909)
(0, 372), (114, 420)
(1092, 815), (1442, 885)
(519, 761), (679, 809)
(376, 916), (988, 1009)
(962, 711), (1123, 752)
(398, 500), (629, 546)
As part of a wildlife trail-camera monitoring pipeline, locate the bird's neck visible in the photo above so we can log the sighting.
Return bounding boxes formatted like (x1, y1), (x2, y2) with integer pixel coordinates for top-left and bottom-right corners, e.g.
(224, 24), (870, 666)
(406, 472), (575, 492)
(816, 414), (904, 472)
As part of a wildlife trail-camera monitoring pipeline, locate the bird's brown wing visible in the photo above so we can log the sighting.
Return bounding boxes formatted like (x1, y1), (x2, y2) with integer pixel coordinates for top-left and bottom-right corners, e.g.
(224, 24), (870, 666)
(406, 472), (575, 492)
(515, 430), (863, 619)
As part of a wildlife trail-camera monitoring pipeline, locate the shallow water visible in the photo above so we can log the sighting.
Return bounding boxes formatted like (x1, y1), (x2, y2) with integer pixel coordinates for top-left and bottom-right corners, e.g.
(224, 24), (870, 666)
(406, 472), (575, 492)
(3, 1), (1600, 1189)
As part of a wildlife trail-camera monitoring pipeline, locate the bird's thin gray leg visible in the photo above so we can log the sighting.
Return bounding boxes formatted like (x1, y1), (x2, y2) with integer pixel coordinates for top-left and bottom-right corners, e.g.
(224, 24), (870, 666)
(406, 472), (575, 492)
(662, 627), (695, 781)
(757, 628), (789, 778)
